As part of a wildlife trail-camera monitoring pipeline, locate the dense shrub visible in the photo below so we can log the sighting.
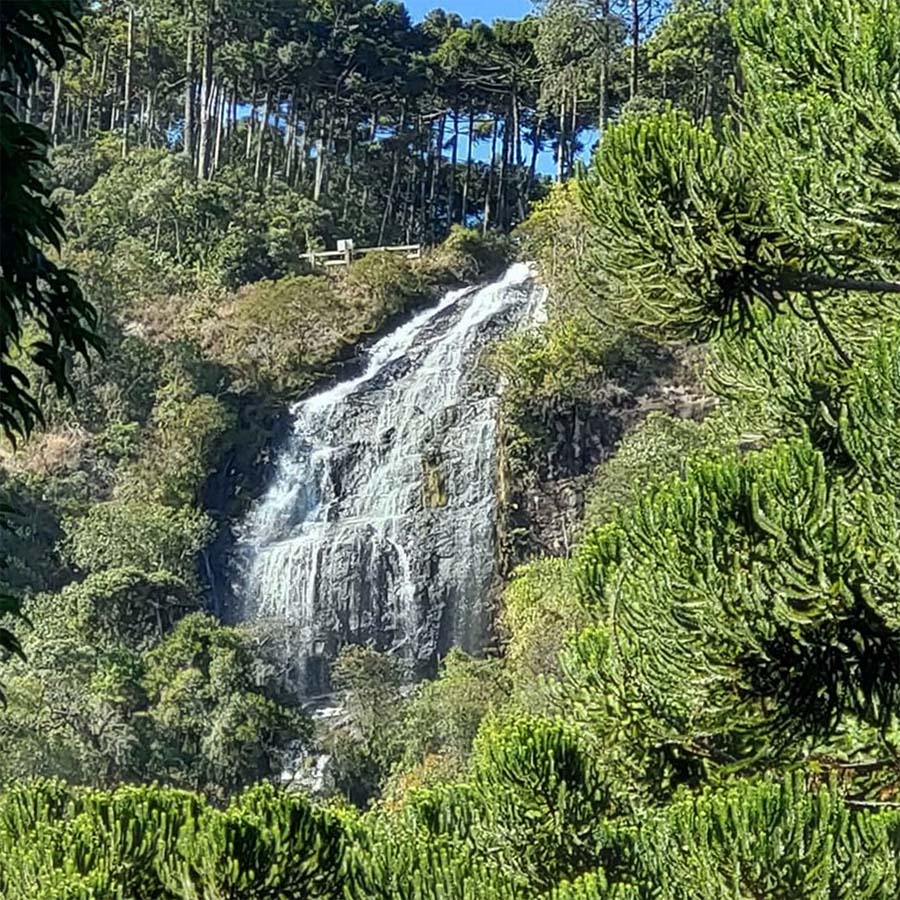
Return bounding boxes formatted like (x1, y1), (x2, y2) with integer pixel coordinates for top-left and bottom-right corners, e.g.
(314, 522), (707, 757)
(63, 500), (213, 580)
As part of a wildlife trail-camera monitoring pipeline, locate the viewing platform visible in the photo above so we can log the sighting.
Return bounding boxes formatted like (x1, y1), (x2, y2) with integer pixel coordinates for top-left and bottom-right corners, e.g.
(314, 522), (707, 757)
(305, 240), (422, 269)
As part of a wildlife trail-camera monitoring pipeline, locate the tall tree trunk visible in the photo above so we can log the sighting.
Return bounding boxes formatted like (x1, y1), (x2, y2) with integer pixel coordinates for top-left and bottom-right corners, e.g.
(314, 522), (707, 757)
(254, 85), (271, 187)
(245, 83), (256, 160)
(50, 71), (62, 145)
(299, 95), (312, 185)
(528, 120), (541, 187)
(285, 86), (298, 182)
(97, 40), (110, 131)
(142, 14), (152, 144)
(313, 117), (326, 202)
(556, 96), (566, 182)
(446, 108), (458, 231)
(85, 53), (97, 136)
(298, 123), (308, 185)
(418, 120), (428, 236)
(403, 148), (416, 240)
(630, 0), (640, 100)
(341, 116), (354, 226)
(512, 90), (524, 222)
(110, 71), (119, 131)
(360, 183), (369, 233)
(122, 3), (134, 157)
(378, 101), (407, 244)
(513, 91), (522, 168)
(266, 130), (275, 186)
(496, 113), (508, 230)
(427, 113), (446, 239)
(197, 25), (213, 178)
(599, 0), (610, 131)
(461, 106), (474, 225)
(213, 83), (226, 175)
(184, 27), (195, 160)
(323, 104), (337, 197)
(570, 86), (578, 178)
(483, 115), (498, 234)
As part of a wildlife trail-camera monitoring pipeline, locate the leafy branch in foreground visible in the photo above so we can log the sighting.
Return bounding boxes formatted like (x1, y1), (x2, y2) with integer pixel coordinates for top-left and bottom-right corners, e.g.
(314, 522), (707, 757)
(1, 0), (102, 445)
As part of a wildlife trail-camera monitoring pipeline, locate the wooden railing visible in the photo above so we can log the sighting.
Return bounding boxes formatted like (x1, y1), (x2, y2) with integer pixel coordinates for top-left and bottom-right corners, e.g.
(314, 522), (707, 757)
(305, 243), (422, 269)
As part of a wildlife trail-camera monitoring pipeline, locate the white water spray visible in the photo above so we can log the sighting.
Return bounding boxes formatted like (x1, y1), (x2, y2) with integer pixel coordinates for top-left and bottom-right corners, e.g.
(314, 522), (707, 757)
(234, 263), (541, 692)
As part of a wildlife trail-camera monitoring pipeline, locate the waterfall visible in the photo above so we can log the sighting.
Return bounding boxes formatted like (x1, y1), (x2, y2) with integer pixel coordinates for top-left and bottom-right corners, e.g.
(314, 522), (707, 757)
(233, 263), (541, 694)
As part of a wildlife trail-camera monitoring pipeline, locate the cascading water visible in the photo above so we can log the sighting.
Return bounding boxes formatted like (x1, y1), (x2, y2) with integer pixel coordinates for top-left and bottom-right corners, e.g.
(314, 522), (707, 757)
(233, 263), (542, 694)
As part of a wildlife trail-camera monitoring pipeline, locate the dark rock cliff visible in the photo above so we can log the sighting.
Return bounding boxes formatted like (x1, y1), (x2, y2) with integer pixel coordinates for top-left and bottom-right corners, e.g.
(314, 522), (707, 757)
(496, 344), (714, 570)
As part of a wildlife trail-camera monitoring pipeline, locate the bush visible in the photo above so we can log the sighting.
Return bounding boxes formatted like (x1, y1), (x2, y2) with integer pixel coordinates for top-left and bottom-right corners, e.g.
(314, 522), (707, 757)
(581, 412), (713, 530)
(142, 613), (311, 793)
(63, 500), (213, 579)
(394, 650), (509, 782)
(501, 557), (588, 690)
(421, 226), (514, 284)
(342, 252), (428, 324)
(207, 274), (345, 392)
(515, 181), (601, 309)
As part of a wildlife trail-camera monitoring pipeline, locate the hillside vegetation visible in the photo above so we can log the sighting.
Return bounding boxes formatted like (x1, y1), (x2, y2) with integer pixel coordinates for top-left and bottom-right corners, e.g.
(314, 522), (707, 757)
(2, 0), (900, 897)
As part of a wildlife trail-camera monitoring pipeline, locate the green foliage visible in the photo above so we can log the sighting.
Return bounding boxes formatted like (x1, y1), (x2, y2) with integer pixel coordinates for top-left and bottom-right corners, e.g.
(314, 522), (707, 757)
(49, 133), (121, 195)
(490, 310), (675, 482)
(0, 568), (191, 785)
(580, 0), (900, 353)
(394, 650), (509, 782)
(581, 107), (779, 341)
(0, 779), (354, 900)
(501, 557), (588, 689)
(0, 592), (303, 792)
(710, 314), (900, 486)
(63, 501), (213, 580)
(631, 774), (900, 899)
(205, 178), (335, 290)
(201, 271), (378, 393)
(644, 0), (736, 122)
(422, 226), (514, 284)
(578, 439), (900, 763)
(582, 410), (737, 529)
(472, 715), (615, 889)
(499, 179), (686, 493)
(357, 822), (523, 900)
(548, 775), (900, 899)
(142, 614), (309, 794)
(32, 568), (194, 651)
(64, 151), (334, 294)
(118, 381), (235, 508)
(0, 472), (68, 595)
(165, 782), (354, 899)
(325, 647), (409, 806)
(515, 181), (598, 309)
(0, 0), (98, 691)
(0, 0), (102, 445)
(3, 1), (900, 896)
(2, 774), (896, 900)
(0, 779), (200, 899)
(731, 0), (900, 281)
(343, 252), (428, 320)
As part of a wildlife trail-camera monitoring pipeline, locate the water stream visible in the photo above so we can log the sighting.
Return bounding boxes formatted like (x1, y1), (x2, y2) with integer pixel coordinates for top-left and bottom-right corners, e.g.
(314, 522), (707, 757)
(233, 263), (542, 694)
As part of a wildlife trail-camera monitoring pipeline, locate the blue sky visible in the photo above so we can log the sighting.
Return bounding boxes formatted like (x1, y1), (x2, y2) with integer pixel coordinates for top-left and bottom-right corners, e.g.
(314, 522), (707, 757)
(399, 0), (592, 175)
(403, 0), (534, 23)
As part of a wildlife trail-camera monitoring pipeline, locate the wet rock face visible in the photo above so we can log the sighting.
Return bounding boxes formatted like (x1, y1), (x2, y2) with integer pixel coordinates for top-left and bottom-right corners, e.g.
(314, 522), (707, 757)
(498, 347), (714, 566)
(230, 265), (543, 695)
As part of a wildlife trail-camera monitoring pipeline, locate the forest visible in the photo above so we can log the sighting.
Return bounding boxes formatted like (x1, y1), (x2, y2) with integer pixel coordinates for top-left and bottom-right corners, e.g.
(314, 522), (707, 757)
(1, 0), (899, 897)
